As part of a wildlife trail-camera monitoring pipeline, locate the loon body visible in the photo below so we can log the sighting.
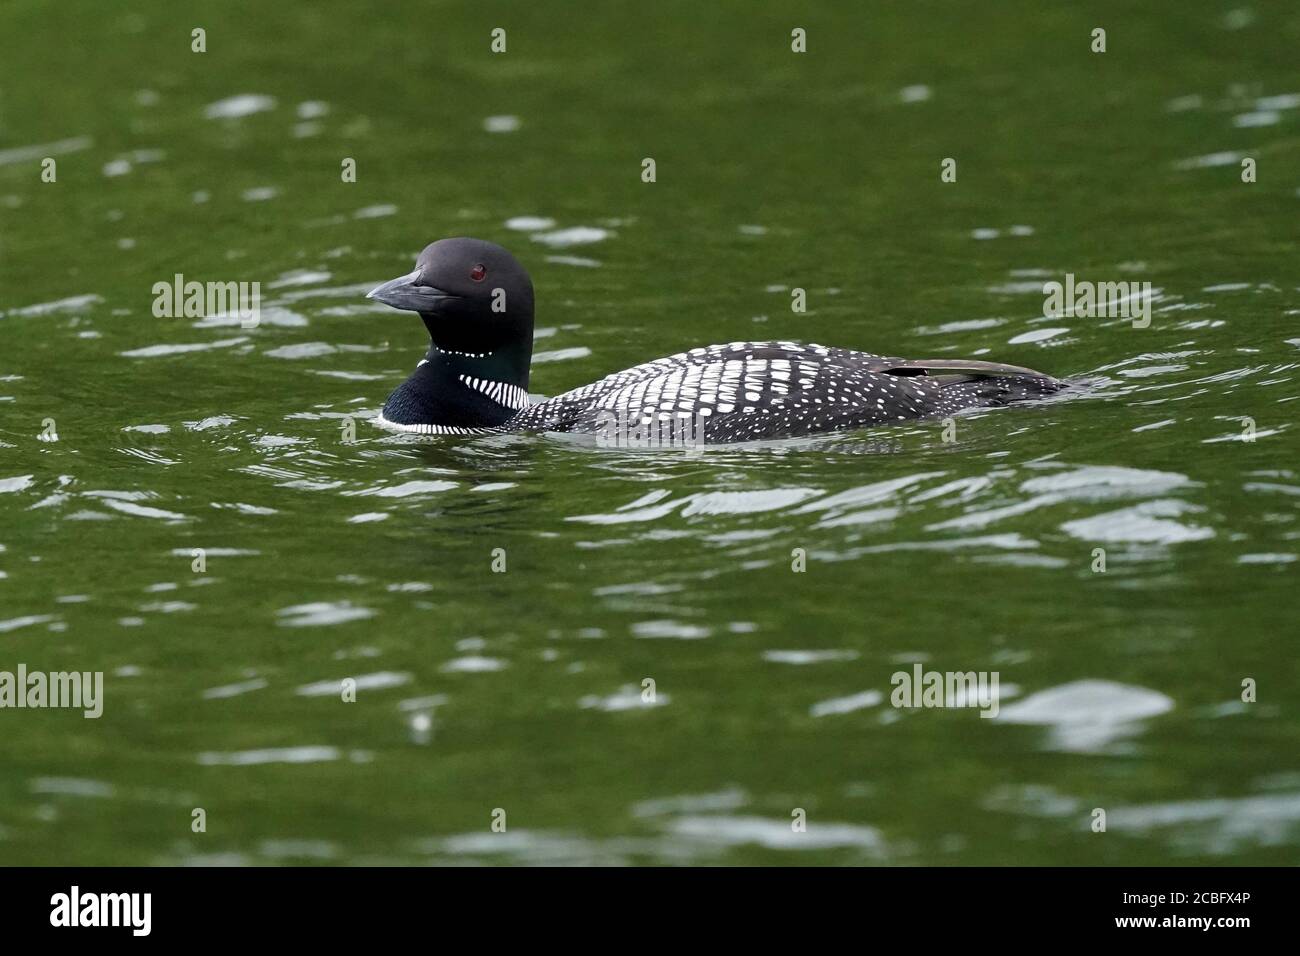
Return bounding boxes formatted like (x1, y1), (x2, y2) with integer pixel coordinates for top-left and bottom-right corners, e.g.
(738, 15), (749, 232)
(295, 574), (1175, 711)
(368, 238), (1062, 444)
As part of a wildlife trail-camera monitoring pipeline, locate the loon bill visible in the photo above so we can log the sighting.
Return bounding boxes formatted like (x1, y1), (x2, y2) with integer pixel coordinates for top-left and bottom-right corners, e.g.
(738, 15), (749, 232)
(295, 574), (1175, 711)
(366, 237), (1063, 444)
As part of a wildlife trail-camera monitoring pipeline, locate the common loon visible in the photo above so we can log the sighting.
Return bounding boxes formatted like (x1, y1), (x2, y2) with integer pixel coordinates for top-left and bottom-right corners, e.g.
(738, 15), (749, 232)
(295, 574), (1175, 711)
(367, 238), (1062, 443)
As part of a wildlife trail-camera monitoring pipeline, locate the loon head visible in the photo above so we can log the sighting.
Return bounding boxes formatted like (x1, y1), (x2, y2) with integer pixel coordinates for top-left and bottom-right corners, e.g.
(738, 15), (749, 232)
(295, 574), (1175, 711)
(368, 237), (534, 357)
(368, 238), (535, 430)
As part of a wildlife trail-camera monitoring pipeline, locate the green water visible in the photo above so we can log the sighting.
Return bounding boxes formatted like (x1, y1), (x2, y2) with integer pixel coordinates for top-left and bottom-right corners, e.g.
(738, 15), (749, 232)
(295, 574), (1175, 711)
(1, 1), (1297, 865)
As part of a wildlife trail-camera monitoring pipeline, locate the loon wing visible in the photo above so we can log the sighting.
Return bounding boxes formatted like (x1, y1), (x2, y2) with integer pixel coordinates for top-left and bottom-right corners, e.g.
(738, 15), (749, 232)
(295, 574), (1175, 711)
(883, 359), (1053, 380)
(509, 343), (931, 438)
(510, 341), (891, 432)
(880, 359), (1061, 388)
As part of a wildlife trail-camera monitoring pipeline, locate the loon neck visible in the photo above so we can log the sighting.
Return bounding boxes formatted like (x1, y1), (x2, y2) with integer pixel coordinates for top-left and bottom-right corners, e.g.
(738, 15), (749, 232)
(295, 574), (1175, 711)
(381, 338), (531, 430)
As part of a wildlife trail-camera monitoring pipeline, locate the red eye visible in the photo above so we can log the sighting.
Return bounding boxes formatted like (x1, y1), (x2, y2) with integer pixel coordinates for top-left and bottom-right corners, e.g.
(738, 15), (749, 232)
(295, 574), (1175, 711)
(470, 263), (486, 282)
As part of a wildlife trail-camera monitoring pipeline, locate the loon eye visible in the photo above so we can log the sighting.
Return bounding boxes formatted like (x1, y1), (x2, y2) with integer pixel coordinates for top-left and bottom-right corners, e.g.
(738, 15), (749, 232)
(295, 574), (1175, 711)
(470, 263), (487, 282)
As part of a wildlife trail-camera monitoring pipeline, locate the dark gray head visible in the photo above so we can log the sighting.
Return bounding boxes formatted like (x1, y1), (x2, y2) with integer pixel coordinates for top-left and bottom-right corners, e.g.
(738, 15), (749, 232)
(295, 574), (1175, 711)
(367, 237), (534, 355)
